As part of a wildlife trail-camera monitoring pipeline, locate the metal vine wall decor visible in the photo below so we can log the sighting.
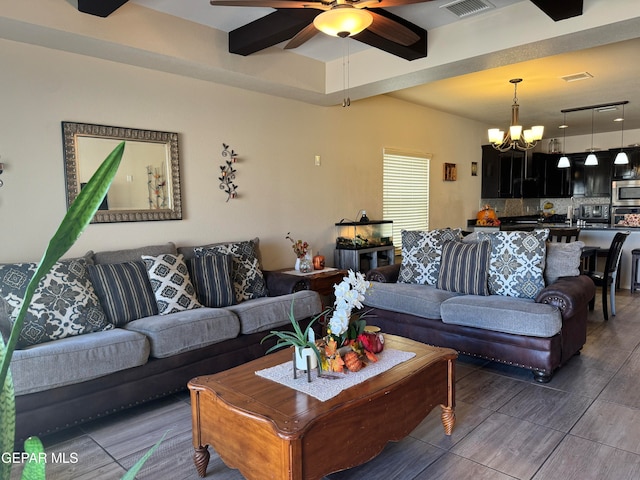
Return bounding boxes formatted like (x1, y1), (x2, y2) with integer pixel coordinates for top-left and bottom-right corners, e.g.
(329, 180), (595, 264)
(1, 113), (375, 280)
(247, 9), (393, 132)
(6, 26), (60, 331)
(218, 143), (238, 202)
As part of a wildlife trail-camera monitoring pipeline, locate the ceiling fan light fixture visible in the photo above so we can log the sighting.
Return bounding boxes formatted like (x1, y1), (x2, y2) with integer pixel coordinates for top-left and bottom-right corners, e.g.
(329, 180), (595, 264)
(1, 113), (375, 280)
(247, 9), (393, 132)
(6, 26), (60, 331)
(313, 6), (373, 38)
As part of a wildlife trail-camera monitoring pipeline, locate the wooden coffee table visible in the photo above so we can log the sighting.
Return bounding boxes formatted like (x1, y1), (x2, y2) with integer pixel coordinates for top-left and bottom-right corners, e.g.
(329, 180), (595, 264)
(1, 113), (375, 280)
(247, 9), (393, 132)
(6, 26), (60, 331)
(188, 335), (456, 479)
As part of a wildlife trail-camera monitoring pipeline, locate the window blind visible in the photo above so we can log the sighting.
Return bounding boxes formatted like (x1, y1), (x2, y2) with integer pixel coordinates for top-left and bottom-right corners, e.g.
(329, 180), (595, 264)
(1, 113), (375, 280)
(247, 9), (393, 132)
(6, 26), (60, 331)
(383, 148), (431, 254)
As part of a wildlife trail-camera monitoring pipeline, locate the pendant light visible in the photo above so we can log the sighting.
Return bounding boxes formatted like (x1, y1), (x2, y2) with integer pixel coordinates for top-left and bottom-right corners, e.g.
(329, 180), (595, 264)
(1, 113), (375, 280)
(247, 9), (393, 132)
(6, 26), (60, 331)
(557, 112), (570, 168)
(614, 103), (629, 165)
(585, 108), (598, 166)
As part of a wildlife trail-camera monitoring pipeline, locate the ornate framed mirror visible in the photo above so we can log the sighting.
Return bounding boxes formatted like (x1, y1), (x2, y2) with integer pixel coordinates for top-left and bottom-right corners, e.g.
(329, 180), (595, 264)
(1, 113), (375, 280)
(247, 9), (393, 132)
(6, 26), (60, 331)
(62, 122), (182, 223)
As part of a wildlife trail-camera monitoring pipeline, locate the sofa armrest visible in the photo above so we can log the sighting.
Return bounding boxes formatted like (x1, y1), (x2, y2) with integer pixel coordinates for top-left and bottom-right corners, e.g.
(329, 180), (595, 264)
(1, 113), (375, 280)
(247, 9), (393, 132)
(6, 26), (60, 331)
(366, 263), (401, 283)
(263, 270), (309, 296)
(535, 275), (595, 318)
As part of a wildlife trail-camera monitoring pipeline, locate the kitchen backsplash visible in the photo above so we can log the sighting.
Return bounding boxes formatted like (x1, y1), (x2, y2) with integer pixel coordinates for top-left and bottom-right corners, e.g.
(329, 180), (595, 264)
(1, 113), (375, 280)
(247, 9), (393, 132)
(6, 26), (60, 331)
(480, 197), (611, 218)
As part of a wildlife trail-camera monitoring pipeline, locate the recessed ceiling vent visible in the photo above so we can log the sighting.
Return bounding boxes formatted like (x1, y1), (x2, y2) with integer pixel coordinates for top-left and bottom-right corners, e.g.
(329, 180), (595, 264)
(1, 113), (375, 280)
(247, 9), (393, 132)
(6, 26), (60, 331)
(440, 0), (495, 18)
(561, 72), (594, 82)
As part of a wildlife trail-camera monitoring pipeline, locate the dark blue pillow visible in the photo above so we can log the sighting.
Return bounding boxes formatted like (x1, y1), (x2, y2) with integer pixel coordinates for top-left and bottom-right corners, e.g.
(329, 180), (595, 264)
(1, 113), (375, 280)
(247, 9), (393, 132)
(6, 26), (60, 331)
(188, 254), (235, 308)
(437, 241), (491, 296)
(88, 261), (158, 326)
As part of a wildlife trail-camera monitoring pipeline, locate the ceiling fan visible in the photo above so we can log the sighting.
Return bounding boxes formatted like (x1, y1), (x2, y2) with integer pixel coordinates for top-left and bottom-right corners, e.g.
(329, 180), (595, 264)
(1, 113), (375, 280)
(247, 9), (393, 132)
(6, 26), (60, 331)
(209, 0), (435, 49)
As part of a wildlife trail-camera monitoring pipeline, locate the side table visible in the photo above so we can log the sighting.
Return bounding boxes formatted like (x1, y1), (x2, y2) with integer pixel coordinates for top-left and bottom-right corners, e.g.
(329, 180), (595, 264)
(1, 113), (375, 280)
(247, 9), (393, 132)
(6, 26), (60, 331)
(276, 267), (347, 298)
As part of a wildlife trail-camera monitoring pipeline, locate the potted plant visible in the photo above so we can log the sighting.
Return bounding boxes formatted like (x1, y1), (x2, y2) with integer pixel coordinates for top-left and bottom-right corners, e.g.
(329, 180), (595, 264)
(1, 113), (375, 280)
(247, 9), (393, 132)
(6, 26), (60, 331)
(261, 302), (328, 371)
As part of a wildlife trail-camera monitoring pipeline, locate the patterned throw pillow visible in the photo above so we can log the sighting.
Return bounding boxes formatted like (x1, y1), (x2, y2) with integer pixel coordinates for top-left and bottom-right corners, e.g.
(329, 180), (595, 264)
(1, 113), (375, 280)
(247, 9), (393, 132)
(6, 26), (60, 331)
(0, 258), (112, 348)
(142, 254), (203, 315)
(194, 240), (268, 303)
(544, 241), (585, 285)
(398, 228), (462, 285)
(187, 254), (235, 308)
(479, 229), (550, 299)
(437, 240), (491, 295)
(87, 261), (158, 326)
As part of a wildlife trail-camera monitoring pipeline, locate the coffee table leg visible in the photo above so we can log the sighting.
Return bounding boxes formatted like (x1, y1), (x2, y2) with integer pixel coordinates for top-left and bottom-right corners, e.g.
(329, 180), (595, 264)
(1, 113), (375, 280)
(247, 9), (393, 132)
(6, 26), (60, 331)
(440, 405), (455, 435)
(193, 445), (210, 477)
(440, 356), (456, 435)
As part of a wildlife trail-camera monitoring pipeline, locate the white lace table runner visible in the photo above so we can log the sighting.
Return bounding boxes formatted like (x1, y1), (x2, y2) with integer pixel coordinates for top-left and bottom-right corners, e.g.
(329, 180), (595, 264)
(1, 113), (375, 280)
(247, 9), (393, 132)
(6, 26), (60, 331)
(255, 349), (416, 402)
(280, 267), (338, 276)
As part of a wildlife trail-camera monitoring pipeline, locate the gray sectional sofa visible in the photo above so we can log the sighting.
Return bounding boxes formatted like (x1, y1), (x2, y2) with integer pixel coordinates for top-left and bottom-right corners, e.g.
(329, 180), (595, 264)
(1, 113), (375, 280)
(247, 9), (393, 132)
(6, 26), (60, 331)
(363, 229), (595, 383)
(1, 239), (322, 445)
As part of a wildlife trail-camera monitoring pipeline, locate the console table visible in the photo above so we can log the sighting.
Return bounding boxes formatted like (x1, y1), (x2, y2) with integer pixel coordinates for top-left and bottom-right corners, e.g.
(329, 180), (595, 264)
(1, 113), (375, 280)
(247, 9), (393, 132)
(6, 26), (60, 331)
(334, 245), (395, 273)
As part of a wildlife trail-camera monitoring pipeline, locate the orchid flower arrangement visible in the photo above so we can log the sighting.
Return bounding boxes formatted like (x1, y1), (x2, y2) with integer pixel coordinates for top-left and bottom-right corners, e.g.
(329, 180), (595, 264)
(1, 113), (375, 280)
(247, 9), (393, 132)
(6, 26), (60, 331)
(327, 270), (371, 344)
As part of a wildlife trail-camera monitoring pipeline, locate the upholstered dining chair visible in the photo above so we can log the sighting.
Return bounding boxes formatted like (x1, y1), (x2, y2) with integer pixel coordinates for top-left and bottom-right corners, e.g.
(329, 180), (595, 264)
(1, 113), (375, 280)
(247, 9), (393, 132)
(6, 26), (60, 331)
(548, 227), (581, 243)
(587, 231), (630, 321)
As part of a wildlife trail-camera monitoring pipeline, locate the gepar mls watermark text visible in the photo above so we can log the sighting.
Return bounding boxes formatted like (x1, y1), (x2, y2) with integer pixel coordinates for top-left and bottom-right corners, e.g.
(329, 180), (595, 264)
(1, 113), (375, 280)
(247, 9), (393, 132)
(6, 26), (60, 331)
(2, 452), (79, 464)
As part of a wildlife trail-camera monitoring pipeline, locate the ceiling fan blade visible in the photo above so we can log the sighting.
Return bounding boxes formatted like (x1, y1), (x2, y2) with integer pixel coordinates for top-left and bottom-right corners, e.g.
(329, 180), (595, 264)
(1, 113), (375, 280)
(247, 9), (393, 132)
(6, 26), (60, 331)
(366, 11), (420, 46)
(285, 23), (320, 48)
(374, 0), (435, 7)
(210, 0), (323, 8)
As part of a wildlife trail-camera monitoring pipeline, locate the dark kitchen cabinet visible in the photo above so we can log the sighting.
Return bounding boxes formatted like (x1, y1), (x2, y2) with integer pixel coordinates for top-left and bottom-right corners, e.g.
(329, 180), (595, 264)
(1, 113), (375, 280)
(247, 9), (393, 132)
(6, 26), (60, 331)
(612, 147), (640, 180)
(481, 145), (501, 197)
(482, 145), (531, 198)
(533, 153), (571, 197)
(570, 151), (612, 197)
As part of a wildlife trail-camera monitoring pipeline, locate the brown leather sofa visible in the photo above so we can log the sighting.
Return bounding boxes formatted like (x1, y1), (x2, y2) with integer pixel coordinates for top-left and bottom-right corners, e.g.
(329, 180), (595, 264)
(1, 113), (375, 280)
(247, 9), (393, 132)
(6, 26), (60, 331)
(364, 263), (595, 383)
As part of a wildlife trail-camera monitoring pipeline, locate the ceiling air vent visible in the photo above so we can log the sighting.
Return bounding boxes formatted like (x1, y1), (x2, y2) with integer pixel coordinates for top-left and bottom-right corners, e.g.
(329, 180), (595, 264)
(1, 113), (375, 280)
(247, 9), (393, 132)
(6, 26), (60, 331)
(560, 72), (594, 82)
(440, 0), (495, 18)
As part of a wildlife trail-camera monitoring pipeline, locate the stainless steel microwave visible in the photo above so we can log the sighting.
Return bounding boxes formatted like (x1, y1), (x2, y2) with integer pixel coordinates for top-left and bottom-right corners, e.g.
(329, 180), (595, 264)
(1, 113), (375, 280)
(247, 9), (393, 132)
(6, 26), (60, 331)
(612, 179), (640, 206)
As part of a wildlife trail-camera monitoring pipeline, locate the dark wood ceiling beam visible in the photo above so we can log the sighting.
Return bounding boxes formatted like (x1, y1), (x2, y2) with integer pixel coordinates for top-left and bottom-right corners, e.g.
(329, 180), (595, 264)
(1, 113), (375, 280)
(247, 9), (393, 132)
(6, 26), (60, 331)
(74, 0), (129, 17)
(229, 10), (319, 56)
(529, 0), (583, 21)
(353, 8), (427, 61)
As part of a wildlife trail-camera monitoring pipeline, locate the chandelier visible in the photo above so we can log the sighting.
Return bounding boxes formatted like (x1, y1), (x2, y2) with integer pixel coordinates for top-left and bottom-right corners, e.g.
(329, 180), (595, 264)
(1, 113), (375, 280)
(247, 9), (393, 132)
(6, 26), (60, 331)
(488, 78), (544, 152)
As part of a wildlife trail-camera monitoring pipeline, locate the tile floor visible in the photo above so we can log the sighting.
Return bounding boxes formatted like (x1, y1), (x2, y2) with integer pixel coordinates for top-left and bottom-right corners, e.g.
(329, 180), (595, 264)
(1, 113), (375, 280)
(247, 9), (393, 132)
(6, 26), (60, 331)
(9, 291), (640, 480)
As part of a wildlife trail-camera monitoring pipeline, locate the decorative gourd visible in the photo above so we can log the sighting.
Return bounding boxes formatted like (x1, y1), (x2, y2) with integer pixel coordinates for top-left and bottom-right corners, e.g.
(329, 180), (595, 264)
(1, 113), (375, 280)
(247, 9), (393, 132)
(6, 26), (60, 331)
(343, 351), (364, 372)
(476, 205), (500, 226)
(358, 332), (385, 354)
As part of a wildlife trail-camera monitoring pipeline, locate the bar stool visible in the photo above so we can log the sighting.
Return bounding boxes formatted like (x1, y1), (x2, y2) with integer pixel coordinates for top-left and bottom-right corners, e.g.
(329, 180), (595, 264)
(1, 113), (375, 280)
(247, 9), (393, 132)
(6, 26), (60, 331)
(632, 249), (640, 293)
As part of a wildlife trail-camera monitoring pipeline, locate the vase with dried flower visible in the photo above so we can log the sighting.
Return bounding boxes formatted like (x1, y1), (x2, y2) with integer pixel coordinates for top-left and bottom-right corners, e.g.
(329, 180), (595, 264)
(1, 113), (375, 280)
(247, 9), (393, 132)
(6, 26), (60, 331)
(286, 232), (313, 272)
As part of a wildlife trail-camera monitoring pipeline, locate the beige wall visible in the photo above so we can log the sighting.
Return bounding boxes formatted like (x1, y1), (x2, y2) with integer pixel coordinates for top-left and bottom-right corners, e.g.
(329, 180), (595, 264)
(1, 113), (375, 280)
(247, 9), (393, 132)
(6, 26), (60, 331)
(0, 38), (484, 268)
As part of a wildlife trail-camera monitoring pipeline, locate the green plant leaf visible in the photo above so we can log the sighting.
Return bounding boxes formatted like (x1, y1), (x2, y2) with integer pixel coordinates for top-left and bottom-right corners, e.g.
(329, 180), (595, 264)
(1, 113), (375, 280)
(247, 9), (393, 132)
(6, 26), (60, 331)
(0, 142), (124, 386)
(0, 141), (124, 469)
(121, 430), (170, 480)
(20, 437), (46, 480)
(0, 345), (15, 480)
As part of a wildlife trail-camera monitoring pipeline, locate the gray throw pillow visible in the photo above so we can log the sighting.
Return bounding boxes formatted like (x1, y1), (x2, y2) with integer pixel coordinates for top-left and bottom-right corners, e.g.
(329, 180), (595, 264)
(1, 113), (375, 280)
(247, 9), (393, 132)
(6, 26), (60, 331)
(92, 242), (177, 264)
(544, 241), (585, 285)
